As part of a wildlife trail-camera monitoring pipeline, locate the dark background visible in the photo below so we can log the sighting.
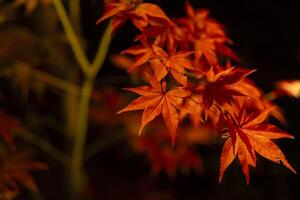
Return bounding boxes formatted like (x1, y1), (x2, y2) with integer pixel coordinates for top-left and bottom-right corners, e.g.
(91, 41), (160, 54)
(78, 0), (300, 200)
(1, 0), (300, 199)
(26, 0), (299, 199)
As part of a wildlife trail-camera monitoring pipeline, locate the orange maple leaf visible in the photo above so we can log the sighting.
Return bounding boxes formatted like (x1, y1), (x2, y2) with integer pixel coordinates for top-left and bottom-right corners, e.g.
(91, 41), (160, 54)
(121, 38), (163, 72)
(150, 51), (193, 85)
(96, 0), (172, 33)
(123, 41), (193, 85)
(117, 74), (191, 145)
(179, 94), (204, 127)
(176, 1), (238, 65)
(196, 66), (255, 109)
(218, 104), (296, 184)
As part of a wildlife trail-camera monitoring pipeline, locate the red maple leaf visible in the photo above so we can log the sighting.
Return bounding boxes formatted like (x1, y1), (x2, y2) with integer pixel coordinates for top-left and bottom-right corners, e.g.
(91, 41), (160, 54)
(196, 66), (255, 109)
(176, 1), (238, 65)
(117, 73), (190, 144)
(123, 41), (193, 85)
(218, 104), (296, 184)
(150, 50), (193, 85)
(121, 37), (164, 72)
(179, 94), (204, 127)
(96, 0), (172, 33)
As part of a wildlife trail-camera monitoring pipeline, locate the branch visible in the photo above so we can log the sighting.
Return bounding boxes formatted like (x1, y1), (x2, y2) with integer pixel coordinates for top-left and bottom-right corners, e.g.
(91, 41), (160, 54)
(52, 0), (91, 76)
(91, 22), (113, 75)
(15, 130), (69, 166)
(84, 132), (124, 162)
(31, 69), (80, 95)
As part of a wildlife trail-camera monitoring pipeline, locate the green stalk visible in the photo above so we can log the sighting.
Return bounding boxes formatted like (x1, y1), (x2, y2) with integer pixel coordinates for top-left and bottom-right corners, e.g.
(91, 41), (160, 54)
(91, 22), (112, 72)
(52, 0), (91, 76)
(69, 23), (112, 196)
(31, 69), (80, 95)
(15, 130), (69, 166)
(69, 0), (82, 35)
(52, 0), (113, 198)
(69, 77), (94, 198)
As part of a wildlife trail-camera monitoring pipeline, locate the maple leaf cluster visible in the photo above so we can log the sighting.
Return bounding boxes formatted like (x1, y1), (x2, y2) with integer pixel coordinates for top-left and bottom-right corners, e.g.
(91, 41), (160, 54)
(97, 0), (296, 184)
(89, 87), (208, 177)
(124, 113), (215, 177)
(0, 150), (47, 200)
(131, 127), (203, 177)
(0, 112), (46, 199)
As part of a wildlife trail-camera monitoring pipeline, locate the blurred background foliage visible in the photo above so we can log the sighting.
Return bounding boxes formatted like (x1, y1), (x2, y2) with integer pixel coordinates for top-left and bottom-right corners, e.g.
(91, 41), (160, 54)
(0, 0), (299, 199)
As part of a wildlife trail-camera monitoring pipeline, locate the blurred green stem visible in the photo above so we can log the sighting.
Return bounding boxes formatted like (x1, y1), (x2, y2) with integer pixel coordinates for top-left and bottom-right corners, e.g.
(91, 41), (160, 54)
(91, 22), (112, 72)
(69, 77), (94, 198)
(85, 132), (124, 162)
(53, 0), (112, 198)
(15, 131), (69, 166)
(31, 69), (80, 95)
(68, 23), (112, 198)
(52, 0), (91, 76)
(69, 0), (82, 35)
(1, 67), (79, 95)
(69, 22), (112, 196)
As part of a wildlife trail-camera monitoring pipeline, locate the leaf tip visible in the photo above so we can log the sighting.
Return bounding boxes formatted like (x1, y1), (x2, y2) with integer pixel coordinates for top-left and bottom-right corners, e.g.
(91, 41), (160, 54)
(218, 175), (223, 184)
(116, 109), (125, 115)
(138, 126), (144, 136)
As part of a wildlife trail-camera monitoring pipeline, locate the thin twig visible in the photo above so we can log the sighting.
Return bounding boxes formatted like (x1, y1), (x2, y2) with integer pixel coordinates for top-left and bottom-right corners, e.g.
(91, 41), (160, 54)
(15, 130), (69, 166)
(31, 69), (80, 95)
(84, 132), (125, 162)
(69, 0), (82, 36)
(91, 22), (112, 74)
